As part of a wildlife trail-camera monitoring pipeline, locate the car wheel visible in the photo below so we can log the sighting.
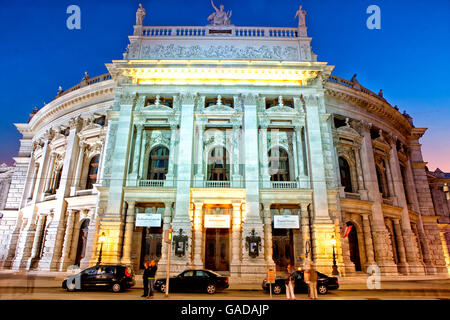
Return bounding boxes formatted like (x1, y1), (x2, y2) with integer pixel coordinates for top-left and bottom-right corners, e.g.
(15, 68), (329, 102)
(318, 284), (328, 295)
(206, 284), (216, 294)
(272, 284), (282, 295)
(160, 283), (166, 293)
(112, 282), (121, 293)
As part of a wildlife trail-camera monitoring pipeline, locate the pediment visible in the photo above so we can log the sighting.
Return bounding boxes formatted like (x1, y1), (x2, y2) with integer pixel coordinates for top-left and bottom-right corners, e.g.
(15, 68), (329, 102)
(337, 125), (360, 137)
(265, 106), (296, 113)
(204, 104), (235, 113)
(144, 104), (175, 112)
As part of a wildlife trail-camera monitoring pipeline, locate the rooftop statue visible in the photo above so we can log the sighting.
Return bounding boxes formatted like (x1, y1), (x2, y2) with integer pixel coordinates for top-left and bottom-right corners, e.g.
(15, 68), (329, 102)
(136, 3), (146, 26)
(294, 5), (307, 27)
(208, 0), (232, 26)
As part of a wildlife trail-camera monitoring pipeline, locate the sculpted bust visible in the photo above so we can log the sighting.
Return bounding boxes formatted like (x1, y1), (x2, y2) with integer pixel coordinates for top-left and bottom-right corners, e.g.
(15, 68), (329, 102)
(208, 0), (232, 25)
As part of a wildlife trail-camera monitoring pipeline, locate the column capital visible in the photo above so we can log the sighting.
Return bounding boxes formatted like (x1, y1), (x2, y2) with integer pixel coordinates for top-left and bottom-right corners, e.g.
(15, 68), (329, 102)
(360, 120), (372, 134)
(135, 124), (143, 131)
(127, 201), (136, 209)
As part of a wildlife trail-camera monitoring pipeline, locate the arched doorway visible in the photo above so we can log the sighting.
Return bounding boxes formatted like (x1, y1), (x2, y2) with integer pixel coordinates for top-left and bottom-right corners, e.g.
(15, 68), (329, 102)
(339, 157), (352, 192)
(86, 155), (100, 189)
(346, 222), (362, 271)
(75, 219), (90, 266)
(140, 226), (163, 269)
(207, 146), (230, 181)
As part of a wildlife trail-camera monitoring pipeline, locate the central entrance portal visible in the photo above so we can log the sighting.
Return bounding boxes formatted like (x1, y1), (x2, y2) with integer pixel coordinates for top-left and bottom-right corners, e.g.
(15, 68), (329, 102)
(140, 226), (163, 269)
(272, 227), (294, 272)
(205, 228), (230, 271)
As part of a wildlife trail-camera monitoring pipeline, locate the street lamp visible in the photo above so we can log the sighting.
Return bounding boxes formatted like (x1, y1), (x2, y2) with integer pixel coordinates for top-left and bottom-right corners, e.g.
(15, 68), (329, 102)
(97, 232), (106, 265)
(443, 183), (449, 201)
(331, 236), (339, 276)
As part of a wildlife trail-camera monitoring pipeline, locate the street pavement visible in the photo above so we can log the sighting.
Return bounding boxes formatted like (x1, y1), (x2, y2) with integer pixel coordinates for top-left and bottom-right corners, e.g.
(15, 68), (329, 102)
(0, 272), (449, 300)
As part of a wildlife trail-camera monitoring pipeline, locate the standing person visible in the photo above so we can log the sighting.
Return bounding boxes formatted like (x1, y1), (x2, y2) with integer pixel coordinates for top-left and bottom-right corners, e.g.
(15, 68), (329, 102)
(147, 260), (158, 299)
(306, 262), (318, 299)
(142, 261), (150, 297)
(285, 264), (296, 300)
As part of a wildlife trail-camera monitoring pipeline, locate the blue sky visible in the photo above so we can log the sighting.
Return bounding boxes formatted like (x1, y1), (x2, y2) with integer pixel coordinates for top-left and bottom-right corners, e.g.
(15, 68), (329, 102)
(0, 0), (449, 170)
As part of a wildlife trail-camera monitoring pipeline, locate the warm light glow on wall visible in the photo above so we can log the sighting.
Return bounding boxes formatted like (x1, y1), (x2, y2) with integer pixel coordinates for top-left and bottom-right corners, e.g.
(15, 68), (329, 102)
(135, 67), (304, 86)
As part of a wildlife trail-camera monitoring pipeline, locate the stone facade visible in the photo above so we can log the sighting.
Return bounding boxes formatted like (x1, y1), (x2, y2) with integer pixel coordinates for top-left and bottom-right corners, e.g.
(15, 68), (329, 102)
(0, 6), (448, 281)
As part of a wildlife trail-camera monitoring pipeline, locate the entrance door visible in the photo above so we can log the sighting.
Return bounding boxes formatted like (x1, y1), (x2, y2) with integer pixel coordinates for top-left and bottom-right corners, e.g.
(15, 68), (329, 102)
(75, 219), (90, 266)
(347, 222), (362, 271)
(272, 227), (294, 272)
(205, 228), (229, 271)
(140, 226), (163, 269)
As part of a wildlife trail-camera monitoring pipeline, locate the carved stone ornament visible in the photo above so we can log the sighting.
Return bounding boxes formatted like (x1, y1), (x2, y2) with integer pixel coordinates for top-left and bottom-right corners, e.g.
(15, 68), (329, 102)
(138, 44), (299, 61)
(120, 93), (136, 106)
(243, 93), (258, 106)
(173, 228), (188, 257)
(180, 92), (197, 105)
(245, 229), (262, 258)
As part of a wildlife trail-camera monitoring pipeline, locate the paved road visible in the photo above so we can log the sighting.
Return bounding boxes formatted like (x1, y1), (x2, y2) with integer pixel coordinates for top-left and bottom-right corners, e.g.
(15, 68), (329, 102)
(1, 285), (449, 300)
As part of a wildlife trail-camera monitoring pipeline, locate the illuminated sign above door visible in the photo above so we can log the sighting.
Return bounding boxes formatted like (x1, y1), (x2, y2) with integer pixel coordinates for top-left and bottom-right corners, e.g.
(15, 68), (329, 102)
(273, 215), (300, 229)
(135, 213), (162, 227)
(204, 215), (231, 228)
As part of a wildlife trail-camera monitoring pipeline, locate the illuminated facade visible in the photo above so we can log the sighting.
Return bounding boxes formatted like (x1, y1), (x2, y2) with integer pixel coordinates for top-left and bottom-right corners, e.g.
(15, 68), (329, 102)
(0, 5), (448, 281)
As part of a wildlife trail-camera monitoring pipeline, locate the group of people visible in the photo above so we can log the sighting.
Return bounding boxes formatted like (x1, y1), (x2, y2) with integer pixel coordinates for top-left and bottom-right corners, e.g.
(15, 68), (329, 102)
(285, 262), (318, 300)
(142, 260), (158, 299)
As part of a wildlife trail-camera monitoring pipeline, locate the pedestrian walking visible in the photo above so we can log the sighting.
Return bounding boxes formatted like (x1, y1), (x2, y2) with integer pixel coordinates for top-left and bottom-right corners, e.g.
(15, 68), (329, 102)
(285, 264), (296, 300)
(305, 262), (318, 299)
(141, 262), (150, 297)
(146, 260), (158, 299)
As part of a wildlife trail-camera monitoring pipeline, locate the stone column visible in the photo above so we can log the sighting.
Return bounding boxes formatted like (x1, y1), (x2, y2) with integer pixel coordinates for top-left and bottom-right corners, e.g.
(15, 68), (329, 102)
(300, 203), (311, 264)
(194, 122), (204, 187)
(26, 214), (46, 269)
(172, 93), (196, 272)
(231, 202), (243, 271)
(241, 93), (266, 277)
(129, 125), (143, 185)
(121, 201), (136, 265)
(165, 124), (177, 187)
(388, 138), (425, 274)
(231, 122), (242, 188)
(159, 202), (173, 267)
(359, 121), (397, 274)
(138, 129), (147, 180)
(262, 203), (275, 266)
(69, 211), (80, 262)
(353, 148), (365, 196)
(192, 201), (203, 268)
(295, 125), (308, 188)
(259, 123), (270, 188)
(27, 164), (39, 200)
(44, 153), (56, 193)
(384, 159), (396, 204)
(361, 214), (376, 265)
(291, 131), (299, 182)
(59, 209), (76, 271)
(392, 218), (409, 274)
(71, 142), (85, 194)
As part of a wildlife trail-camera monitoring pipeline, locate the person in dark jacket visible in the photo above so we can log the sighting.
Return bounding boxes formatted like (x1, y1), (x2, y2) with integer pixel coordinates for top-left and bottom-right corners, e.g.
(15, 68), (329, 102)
(142, 261), (150, 297)
(147, 260), (158, 299)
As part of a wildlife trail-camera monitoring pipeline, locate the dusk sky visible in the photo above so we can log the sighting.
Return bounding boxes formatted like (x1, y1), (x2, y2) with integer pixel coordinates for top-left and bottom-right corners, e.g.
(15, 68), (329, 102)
(0, 0), (449, 170)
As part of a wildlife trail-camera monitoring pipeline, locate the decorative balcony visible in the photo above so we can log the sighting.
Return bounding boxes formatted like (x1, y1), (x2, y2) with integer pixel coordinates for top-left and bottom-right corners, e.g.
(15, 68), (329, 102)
(138, 179), (174, 187)
(264, 181), (299, 189)
(204, 181), (231, 188)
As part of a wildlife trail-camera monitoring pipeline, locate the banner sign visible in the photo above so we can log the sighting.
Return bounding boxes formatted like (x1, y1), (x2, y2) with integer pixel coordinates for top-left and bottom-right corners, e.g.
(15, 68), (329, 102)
(204, 215), (231, 228)
(135, 213), (162, 227)
(273, 215), (299, 229)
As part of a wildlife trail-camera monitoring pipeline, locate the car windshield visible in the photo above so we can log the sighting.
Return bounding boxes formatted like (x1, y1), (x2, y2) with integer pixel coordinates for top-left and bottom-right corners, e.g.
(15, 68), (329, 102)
(204, 270), (222, 277)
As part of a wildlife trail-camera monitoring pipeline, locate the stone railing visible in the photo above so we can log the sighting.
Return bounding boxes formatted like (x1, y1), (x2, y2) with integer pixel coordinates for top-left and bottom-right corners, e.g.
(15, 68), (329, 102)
(269, 181), (299, 189)
(344, 192), (361, 200)
(328, 75), (389, 105)
(204, 181), (231, 188)
(139, 26), (299, 39)
(56, 73), (112, 98)
(139, 180), (165, 187)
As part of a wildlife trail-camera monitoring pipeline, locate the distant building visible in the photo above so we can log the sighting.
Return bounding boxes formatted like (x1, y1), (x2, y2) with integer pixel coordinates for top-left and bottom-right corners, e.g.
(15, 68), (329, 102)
(0, 164), (14, 210)
(0, 4), (448, 279)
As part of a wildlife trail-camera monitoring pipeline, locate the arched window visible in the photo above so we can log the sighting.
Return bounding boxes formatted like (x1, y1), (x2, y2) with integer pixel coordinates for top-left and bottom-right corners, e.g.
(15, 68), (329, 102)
(52, 167), (63, 194)
(376, 165), (388, 198)
(268, 148), (290, 182)
(207, 146), (229, 181)
(86, 155), (100, 190)
(148, 147), (169, 180)
(339, 157), (353, 192)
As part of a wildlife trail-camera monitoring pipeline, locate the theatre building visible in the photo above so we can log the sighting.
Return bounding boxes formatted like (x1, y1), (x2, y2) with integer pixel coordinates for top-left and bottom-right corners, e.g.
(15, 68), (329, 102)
(0, 5), (448, 282)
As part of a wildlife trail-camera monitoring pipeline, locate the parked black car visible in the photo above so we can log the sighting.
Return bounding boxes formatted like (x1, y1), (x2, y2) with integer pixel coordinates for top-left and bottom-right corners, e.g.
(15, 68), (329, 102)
(62, 264), (135, 293)
(262, 270), (339, 295)
(154, 269), (229, 294)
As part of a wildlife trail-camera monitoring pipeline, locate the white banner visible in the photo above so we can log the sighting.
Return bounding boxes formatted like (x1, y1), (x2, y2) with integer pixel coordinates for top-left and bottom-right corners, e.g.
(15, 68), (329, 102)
(204, 215), (231, 228)
(135, 213), (162, 227)
(273, 215), (299, 229)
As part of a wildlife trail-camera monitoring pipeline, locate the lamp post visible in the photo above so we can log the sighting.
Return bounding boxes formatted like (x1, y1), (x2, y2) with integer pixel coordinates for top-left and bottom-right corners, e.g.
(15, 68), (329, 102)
(443, 183), (449, 201)
(331, 236), (339, 276)
(97, 232), (106, 265)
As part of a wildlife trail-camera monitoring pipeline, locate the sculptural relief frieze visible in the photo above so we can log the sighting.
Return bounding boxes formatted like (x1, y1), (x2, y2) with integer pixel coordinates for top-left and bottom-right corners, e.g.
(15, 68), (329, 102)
(138, 44), (299, 61)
